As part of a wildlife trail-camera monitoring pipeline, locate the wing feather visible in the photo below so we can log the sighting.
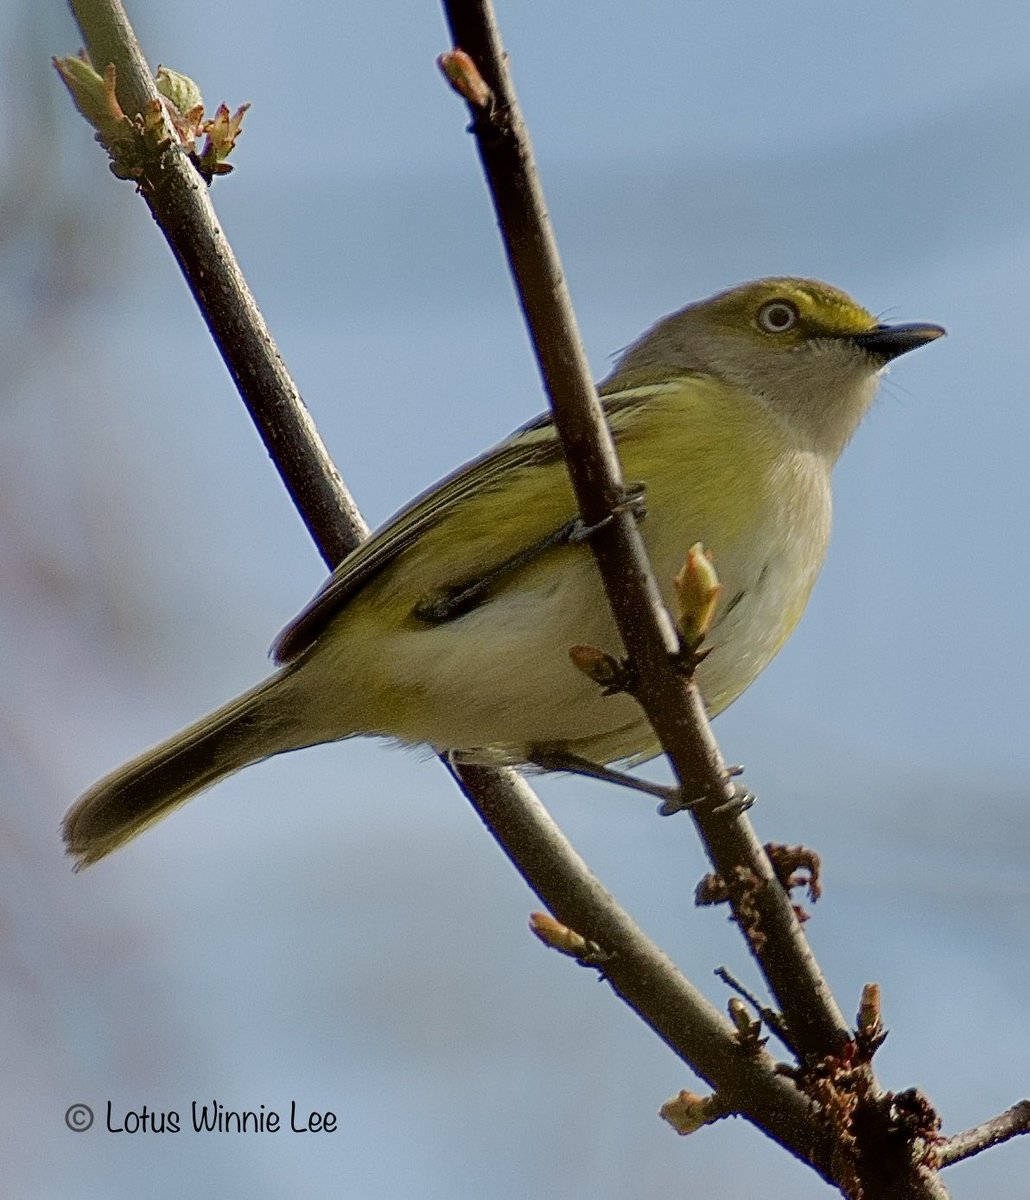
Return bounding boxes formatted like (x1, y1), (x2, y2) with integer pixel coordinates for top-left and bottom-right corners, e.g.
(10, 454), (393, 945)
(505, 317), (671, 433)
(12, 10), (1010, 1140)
(271, 382), (674, 663)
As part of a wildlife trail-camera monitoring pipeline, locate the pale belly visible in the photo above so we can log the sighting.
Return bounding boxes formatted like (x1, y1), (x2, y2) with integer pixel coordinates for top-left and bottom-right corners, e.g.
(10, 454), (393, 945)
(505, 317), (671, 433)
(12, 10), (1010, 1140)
(294, 487), (830, 765)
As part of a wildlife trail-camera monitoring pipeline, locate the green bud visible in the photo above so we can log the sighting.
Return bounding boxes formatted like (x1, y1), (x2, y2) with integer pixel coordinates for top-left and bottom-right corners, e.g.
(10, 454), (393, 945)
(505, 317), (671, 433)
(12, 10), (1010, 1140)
(155, 66), (204, 116)
(53, 55), (128, 144)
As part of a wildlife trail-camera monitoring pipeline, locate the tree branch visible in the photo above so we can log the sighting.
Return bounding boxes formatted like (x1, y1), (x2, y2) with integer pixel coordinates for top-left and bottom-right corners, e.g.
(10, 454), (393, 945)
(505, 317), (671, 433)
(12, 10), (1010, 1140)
(452, 764), (836, 1167)
(68, 0), (366, 568)
(63, 0), (837, 1174)
(438, 0), (848, 1062)
(435, 10), (968, 1198)
(937, 1100), (1030, 1168)
(61, 2), (991, 1196)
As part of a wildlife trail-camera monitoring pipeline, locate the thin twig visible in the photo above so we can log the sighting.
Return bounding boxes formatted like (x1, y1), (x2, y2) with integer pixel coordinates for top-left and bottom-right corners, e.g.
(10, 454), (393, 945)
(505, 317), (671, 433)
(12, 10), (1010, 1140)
(938, 1100), (1030, 1168)
(714, 965), (792, 1051)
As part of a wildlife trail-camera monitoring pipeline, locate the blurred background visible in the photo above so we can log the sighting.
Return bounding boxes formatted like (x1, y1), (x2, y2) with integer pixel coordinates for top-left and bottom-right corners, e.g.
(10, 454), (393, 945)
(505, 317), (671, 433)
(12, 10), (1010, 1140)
(3, 1), (1029, 1195)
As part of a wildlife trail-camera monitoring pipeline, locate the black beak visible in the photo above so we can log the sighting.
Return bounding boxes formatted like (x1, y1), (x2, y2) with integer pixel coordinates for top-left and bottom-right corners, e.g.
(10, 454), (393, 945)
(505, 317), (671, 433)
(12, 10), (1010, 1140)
(850, 322), (946, 362)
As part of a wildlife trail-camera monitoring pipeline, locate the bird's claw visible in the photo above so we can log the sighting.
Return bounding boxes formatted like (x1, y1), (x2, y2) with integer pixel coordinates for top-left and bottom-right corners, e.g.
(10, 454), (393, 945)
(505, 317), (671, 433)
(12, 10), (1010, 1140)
(658, 781), (754, 818)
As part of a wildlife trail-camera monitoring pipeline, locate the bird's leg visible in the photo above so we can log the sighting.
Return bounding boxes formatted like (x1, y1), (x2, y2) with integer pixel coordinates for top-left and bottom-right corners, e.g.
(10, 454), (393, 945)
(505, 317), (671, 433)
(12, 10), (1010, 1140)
(529, 749), (754, 819)
(413, 519), (581, 624)
(526, 748), (680, 804)
(657, 781), (755, 818)
(413, 484), (647, 626)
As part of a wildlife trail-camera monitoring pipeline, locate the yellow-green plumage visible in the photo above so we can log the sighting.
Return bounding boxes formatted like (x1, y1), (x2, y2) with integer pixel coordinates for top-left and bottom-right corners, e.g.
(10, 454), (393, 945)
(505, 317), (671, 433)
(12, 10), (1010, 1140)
(63, 278), (943, 866)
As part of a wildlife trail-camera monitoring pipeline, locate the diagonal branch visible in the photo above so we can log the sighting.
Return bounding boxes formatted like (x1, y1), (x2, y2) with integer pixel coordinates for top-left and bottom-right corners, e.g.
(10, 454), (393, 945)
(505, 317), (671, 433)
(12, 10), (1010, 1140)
(439, 0), (849, 1063)
(937, 1100), (1030, 1168)
(452, 765), (834, 1167)
(63, 3), (990, 1196)
(63, 0), (836, 1179)
(68, 0), (367, 569)
(436, 9), (965, 1197)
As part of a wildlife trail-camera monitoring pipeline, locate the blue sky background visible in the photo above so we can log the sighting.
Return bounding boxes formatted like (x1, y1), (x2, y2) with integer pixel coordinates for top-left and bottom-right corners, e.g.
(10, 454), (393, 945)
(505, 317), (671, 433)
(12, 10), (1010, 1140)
(2, 2), (1029, 1196)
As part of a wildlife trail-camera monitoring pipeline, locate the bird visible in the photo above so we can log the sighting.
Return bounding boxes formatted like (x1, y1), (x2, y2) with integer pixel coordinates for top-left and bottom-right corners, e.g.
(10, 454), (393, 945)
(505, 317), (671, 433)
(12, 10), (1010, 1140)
(63, 277), (944, 867)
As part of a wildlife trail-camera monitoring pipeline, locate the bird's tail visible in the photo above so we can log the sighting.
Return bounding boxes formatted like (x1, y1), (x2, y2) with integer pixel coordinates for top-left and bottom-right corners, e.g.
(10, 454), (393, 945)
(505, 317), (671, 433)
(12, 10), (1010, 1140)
(63, 671), (306, 869)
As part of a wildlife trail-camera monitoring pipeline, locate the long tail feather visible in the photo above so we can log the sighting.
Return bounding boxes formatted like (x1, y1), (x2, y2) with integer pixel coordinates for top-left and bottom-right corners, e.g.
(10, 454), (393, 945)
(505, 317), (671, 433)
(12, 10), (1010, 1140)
(63, 673), (302, 869)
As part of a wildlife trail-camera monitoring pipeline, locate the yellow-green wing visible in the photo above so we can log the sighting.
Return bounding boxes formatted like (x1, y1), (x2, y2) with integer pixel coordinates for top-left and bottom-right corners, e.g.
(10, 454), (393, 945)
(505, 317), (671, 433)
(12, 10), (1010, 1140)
(271, 382), (671, 664)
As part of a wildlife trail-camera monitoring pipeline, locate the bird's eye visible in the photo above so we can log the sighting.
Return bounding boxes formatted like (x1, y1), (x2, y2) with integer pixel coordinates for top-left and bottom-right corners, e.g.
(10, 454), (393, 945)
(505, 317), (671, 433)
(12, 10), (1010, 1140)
(756, 300), (799, 333)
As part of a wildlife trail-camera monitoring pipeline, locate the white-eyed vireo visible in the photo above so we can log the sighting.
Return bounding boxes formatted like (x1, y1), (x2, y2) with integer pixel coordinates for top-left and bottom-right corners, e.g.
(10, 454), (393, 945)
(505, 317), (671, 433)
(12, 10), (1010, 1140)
(64, 277), (943, 866)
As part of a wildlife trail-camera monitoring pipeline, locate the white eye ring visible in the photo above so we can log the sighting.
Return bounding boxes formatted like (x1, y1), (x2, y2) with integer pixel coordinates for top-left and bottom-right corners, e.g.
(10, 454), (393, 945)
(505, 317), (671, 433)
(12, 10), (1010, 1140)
(757, 300), (799, 333)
